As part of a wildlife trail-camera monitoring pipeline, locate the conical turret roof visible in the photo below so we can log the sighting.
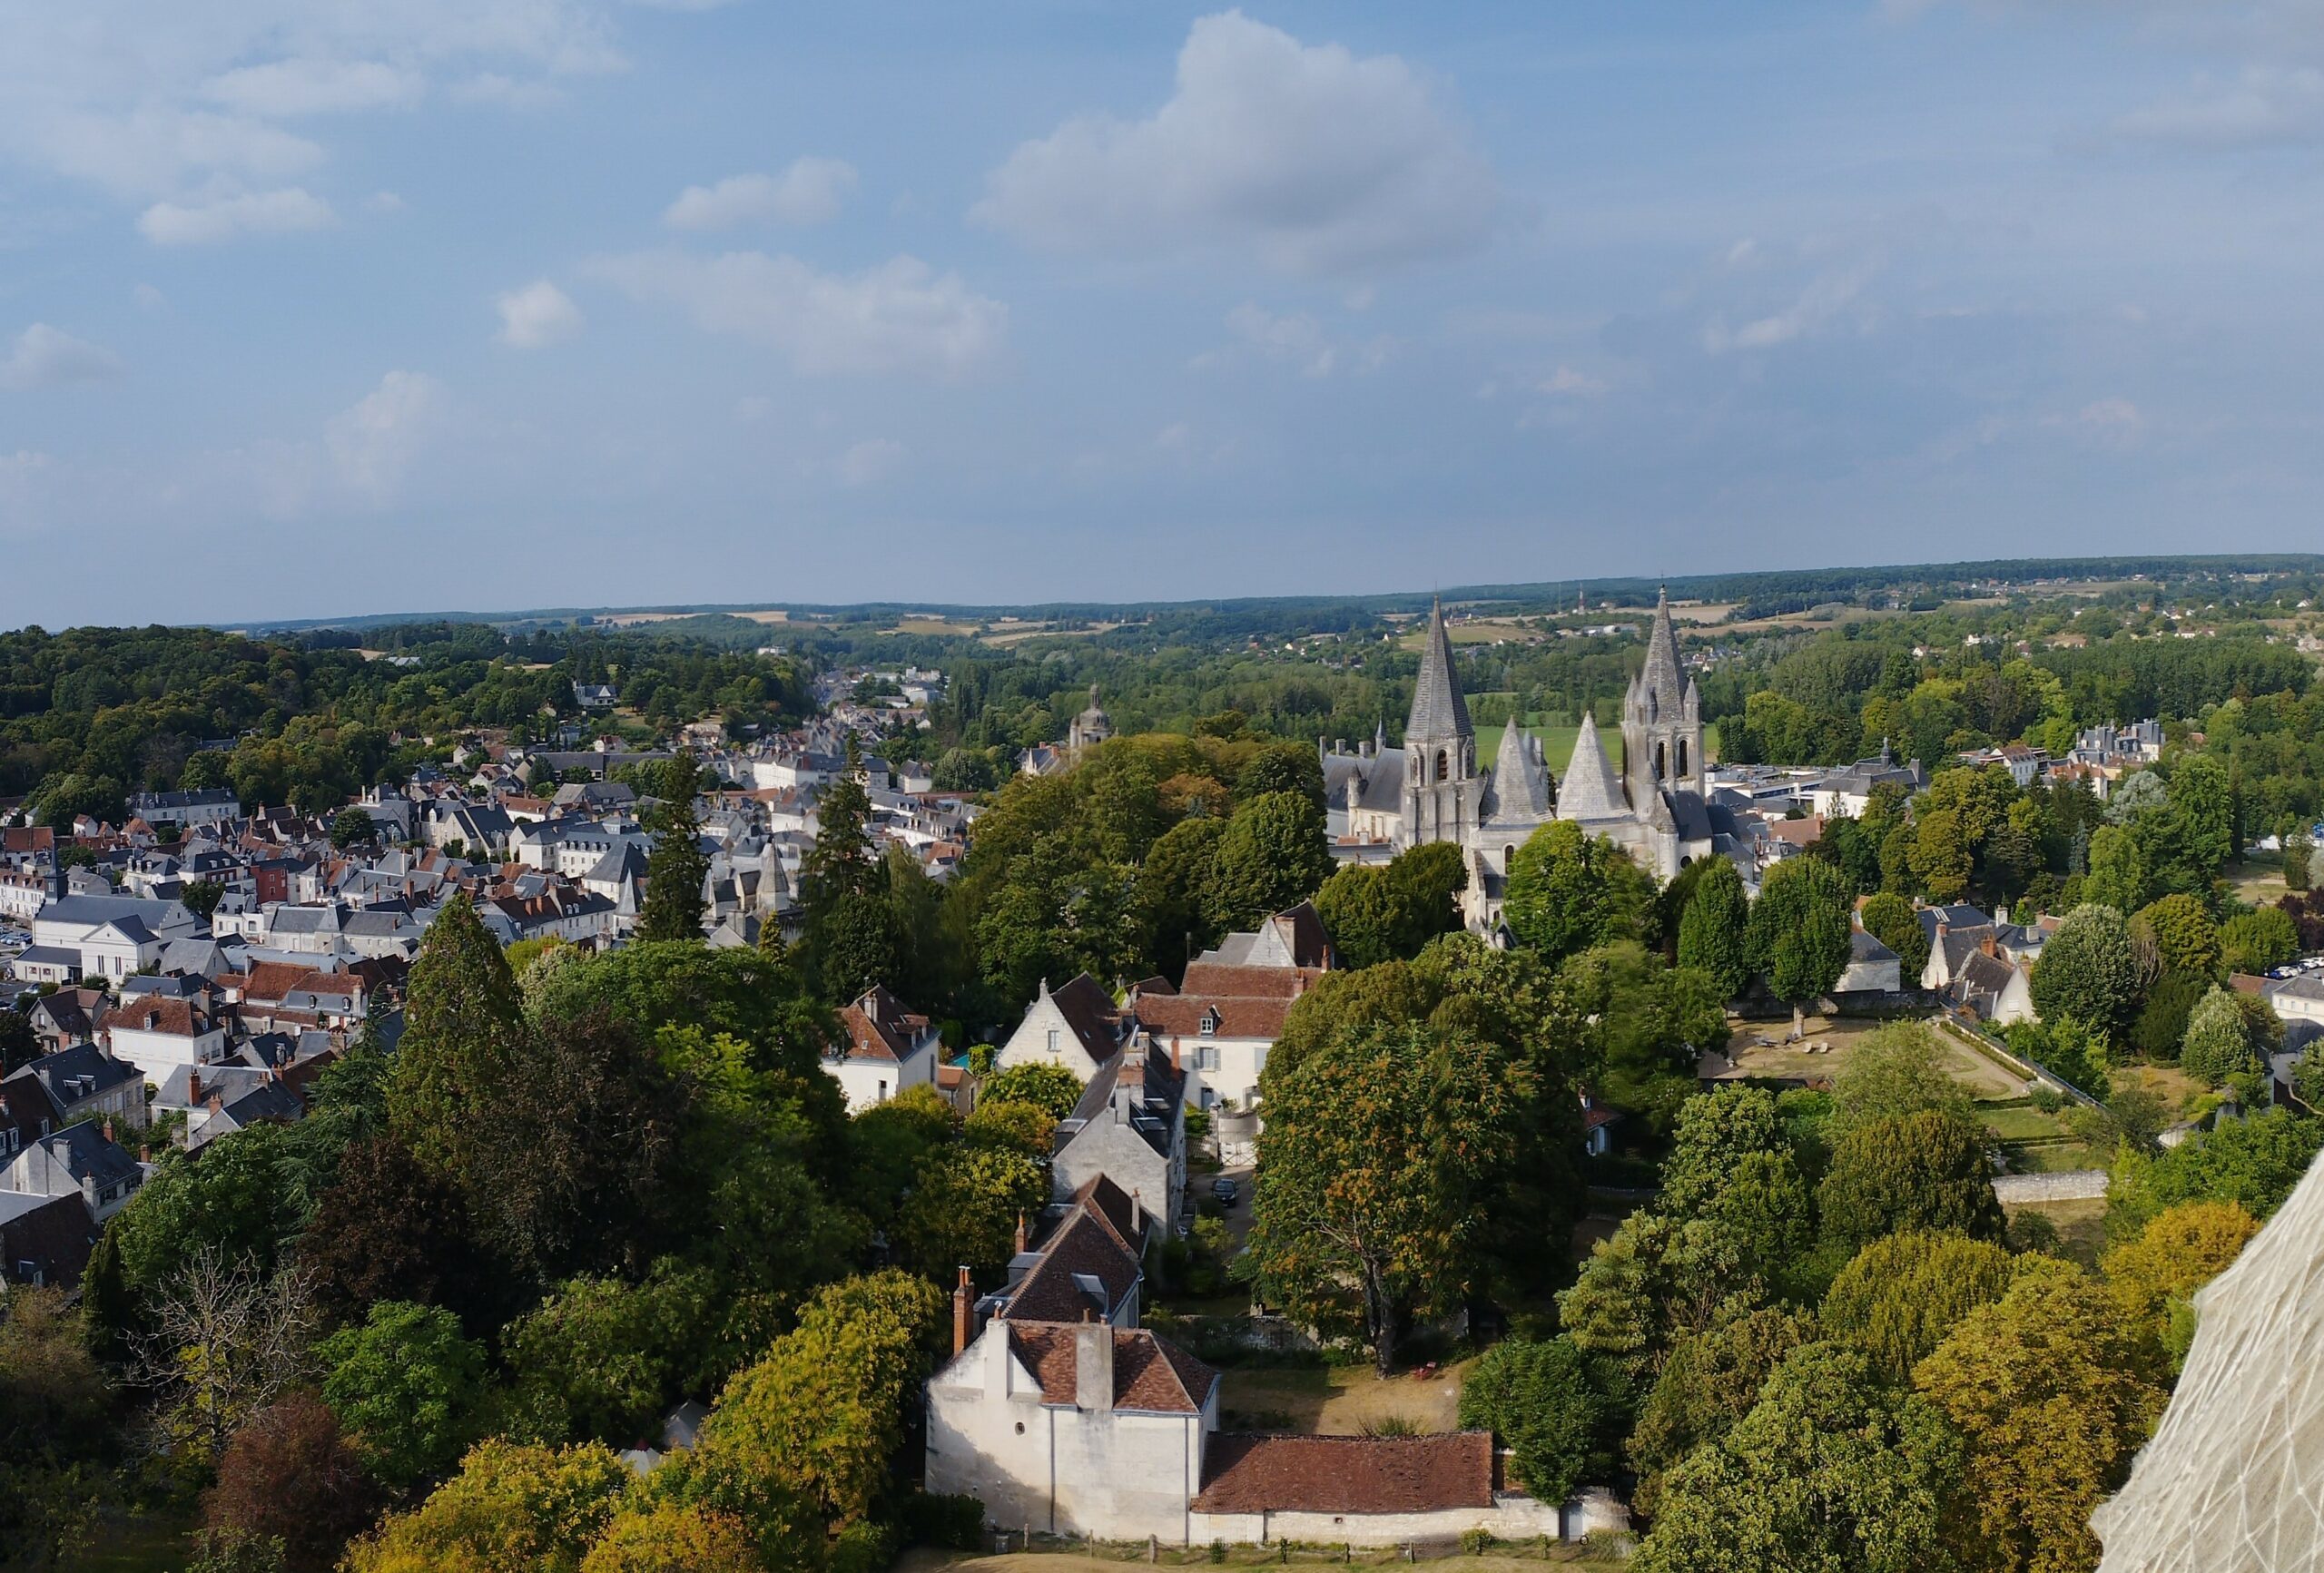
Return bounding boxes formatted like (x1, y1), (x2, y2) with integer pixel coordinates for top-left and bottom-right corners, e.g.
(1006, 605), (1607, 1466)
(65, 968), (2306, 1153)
(1487, 716), (1551, 821)
(1557, 712), (1628, 821)
(1405, 598), (1472, 743)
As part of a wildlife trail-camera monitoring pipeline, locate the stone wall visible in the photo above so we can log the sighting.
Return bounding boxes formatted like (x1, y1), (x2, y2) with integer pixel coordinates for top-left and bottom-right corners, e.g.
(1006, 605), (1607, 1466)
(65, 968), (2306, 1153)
(1188, 1487), (1627, 1547)
(1992, 1169), (2109, 1204)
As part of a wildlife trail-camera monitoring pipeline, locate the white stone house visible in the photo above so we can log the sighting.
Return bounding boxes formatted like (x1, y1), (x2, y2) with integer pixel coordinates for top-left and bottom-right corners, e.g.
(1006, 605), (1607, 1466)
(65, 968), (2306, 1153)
(1051, 1045), (1187, 1239)
(995, 975), (1131, 1082)
(97, 998), (231, 1086)
(825, 985), (941, 1113)
(2, 1124), (144, 1224)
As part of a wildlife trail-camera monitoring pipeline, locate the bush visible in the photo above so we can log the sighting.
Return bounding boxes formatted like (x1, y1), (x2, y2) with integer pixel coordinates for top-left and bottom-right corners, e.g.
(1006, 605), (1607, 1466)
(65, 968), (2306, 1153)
(2028, 1084), (2063, 1115)
(897, 1492), (987, 1552)
(1460, 1529), (1496, 1555)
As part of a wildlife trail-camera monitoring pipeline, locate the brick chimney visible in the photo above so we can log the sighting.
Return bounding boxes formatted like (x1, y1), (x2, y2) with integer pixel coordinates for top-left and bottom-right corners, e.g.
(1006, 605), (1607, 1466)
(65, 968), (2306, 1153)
(1170, 1036), (1182, 1072)
(951, 1265), (973, 1357)
(186, 1069), (200, 1106)
(1074, 1311), (1114, 1412)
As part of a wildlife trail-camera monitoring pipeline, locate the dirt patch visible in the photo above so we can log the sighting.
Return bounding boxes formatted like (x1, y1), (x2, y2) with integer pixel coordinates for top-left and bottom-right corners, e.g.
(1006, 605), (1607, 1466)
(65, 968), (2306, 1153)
(2116, 1062), (2208, 1119)
(1706, 1015), (2027, 1100)
(1218, 1361), (1469, 1436)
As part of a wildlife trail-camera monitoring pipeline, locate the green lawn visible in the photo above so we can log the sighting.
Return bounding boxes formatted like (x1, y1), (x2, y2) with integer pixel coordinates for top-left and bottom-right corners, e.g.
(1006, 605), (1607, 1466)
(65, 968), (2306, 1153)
(1982, 1105), (2068, 1142)
(66, 1516), (193, 1573)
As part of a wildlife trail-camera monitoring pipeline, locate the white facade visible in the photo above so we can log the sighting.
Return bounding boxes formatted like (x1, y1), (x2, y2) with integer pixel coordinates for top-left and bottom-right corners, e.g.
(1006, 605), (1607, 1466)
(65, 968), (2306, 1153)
(825, 1040), (939, 1113)
(925, 1319), (1216, 1544)
(101, 1017), (231, 1086)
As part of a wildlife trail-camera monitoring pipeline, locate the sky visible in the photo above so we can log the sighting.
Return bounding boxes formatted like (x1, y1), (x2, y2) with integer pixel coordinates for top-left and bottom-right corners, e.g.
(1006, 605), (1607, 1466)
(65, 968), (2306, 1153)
(5, 1), (2324, 629)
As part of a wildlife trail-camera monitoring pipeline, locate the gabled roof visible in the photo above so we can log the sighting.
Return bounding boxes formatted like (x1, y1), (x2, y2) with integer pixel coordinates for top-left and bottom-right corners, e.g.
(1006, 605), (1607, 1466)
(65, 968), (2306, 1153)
(1403, 598), (1472, 744)
(1041, 974), (1126, 1065)
(837, 985), (934, 1063)
(1004, 1322), (1217, 1414)
(1192, 1432), (1495, 1514)
(1000, 1208), (1142, 1322)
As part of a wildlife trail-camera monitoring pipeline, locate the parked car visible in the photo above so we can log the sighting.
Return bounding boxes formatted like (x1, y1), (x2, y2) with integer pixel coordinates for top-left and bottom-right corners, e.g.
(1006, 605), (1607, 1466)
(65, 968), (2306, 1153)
(1210, 1177), (1240, 1206)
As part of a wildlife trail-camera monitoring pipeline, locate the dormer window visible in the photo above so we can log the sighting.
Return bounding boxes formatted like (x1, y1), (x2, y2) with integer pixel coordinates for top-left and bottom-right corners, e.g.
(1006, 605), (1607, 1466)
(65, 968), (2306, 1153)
(1200, 1008), (1221, 1037)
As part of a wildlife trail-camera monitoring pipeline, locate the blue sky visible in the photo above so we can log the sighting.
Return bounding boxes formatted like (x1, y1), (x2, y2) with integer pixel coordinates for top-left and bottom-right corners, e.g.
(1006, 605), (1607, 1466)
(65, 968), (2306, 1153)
(4, 1), (2323, 628)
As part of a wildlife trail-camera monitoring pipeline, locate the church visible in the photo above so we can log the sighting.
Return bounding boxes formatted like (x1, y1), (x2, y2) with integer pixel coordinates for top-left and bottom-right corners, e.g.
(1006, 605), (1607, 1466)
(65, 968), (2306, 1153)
(1319, 593), (1717, 934)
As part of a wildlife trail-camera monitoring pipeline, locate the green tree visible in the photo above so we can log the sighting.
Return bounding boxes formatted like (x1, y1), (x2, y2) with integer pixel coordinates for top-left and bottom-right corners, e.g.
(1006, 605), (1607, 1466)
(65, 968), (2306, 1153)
(1205, 791), (1333, 932)
(2029, 903), (2142, 1041)
(1676, 856), (1751, 999)
(1137, 815), (1225, 979)
(319, 1301), (487, 1490)
(1914, 1267), (2163, 1573)
(2167, 752), (2235, 877)
(2181, 985), (2264, 1086)
(675, 1270), (944, 1530)
(387, 893), (526, 1190)
(636, 770), (710, 943)
(1821, 1231), (2042, 1381)
(1503, 821), (1650, 965)
(1312, 865), (1403, 971)
(2134, 893), (2221, 982)
(1658, 1086), (1814, 1282)
(1250, 1022), (1531, 1375)
(1235, 741), (1327, 811)
(344, 1440), (633, 1573)
(329, 807), (376, 849)
(976, 1062), (1085, 1121)
(1748, 857), (1855, 1035)
(1830, 1021), (1974, 1136)
(2082, 824), (2150, 914)
(799, 752), (878, 918)
(1550, 942), (1729, 1130)
(579, 1503), (760, 1573)
(890, 1143), (1049, 1283)
(1455, 1337), (1606, 1505)
(1858, 890), (1930, 984)
(2221, 906), (2299, 976)
(1819, 1109), (2004, 1252)
(500, 1273), (696, 1448)
(2101, 1200), (2259, 1369)
(2110, 1106), (2324, 1233)
(1628, 1306), (1817, 1519)
(1907, 805), (1972, 901)
(1636, 1342), (1961, 1573)
(813, 891), (901, 1002)
(1384, 840), (1467, 957)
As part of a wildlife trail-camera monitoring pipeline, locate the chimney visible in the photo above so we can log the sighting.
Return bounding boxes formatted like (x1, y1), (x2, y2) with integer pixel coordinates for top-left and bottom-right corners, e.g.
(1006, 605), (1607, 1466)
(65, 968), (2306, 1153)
(1074, 1312), (1114, 1413)
(1128, 1189), (1144, 1238)
(186, 1069), (200, 1106)
(206, 1092), (224, 1114)
(951, 1265), (973, 1357)
(1170, 1036), (1182, 1072)
(102, 1117), (113, 1145)
(1014, 1213), (1029, 1255)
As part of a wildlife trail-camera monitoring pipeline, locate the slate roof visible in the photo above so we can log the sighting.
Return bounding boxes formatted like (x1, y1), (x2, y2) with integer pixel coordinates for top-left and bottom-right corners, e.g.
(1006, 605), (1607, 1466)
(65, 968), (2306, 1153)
(1556, 712), (1628, 821)
(0, 1191), (97, 1285)
(1404, 598), (1472, 743)
(1045, 974), (1128, 1064)
(1191, 1433), (1497, 1514)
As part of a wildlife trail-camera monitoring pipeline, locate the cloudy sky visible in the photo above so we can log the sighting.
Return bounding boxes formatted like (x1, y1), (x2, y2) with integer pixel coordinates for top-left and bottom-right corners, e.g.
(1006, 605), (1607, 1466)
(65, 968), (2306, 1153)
(4, 1), (2323, 628)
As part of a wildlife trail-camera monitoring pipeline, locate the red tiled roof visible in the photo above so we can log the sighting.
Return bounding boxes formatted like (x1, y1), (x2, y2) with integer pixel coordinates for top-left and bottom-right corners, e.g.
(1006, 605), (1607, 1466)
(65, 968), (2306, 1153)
(1134, 995), (1294, 1041)
(1005, 1323), (1216, 1414)
(1191, 1433), (1496, 1515)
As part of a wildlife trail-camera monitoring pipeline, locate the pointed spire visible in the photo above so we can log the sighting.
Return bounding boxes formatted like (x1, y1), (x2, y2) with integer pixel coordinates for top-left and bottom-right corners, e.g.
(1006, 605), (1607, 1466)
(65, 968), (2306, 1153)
(1405, 597), (1472, 743)
(1490, 714), (1551, 821)
(1557, 711), (1628, 821)
(1642, 585), (1687, 703)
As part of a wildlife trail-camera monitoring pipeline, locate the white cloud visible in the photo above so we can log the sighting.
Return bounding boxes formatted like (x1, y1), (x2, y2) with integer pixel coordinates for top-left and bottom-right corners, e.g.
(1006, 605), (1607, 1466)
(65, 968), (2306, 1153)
(1222, 303), (1335, 376)
(587, 250), (1006, 378)
(1702, 262), (1878, 353)
(133, 282), (168, 311)
(837, 437), (905, 485)
(663, 157), (859, 230)
(139, 187), (336, 245)
(0, 324), (123, 390)
(974, 10), (1501, 276)
(0, 2), (643, 228)
(1539, 366), (1607, 397)
(2111, 66), (2324, 147)
(367, 190), (409, 212)
(203, 57), (424, 117)
(496, 280), (584, 348)
(326, 369), (444, 503)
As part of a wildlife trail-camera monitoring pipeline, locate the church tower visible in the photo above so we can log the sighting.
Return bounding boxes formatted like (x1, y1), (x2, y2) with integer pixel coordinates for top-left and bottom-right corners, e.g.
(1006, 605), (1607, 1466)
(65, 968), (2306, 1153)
(1621, 587), (1704, 805)
(1403, 598), (1480, 846)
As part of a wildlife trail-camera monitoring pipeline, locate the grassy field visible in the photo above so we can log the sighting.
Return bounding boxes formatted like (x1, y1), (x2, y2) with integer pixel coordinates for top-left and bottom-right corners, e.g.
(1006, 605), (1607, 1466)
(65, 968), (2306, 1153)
(2221, 854), (2290, 909)
(2116, 1062), (2209, 1120)
(65, 1515), (194, 1573)
(1217, 1361), (1470, 1435)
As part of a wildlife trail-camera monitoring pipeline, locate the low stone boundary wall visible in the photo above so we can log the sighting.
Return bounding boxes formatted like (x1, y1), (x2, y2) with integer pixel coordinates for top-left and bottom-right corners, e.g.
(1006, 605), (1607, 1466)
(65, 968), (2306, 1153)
(1992, 1169), (2109, 1204)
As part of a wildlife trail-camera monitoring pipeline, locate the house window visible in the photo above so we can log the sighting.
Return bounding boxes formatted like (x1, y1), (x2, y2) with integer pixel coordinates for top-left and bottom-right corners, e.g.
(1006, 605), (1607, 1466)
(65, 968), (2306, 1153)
(876, 1080), (888, 1102)
(1046, 1027), (1059, 1056)
(1200, 1008), (1220, 1036)
(1197, 1047), (1220, 1072)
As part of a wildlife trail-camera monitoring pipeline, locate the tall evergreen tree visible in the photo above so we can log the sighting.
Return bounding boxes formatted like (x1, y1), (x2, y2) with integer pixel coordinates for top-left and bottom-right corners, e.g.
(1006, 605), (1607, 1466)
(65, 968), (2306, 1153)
(1748, 857), (1854, 1035)
(387, 893), (526, 1188)
(637, 753), (710, 943)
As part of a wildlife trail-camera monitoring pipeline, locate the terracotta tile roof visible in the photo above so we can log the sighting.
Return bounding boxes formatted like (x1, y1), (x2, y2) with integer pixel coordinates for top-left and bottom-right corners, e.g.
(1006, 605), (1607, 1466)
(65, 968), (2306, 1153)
(1005, 1323), (1216, 1414)
(1176, 963), (1312, 999)
(100, 998), (206, 1037)
(1133, 995), (1294, 1041)
(837, 984), (931, 1063)
(1191, 1433), (1496, 1515)
(1001, 1211), (1141, 1322)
